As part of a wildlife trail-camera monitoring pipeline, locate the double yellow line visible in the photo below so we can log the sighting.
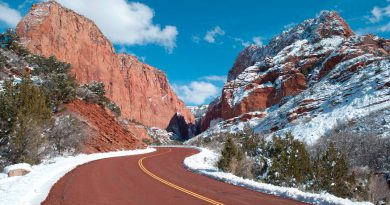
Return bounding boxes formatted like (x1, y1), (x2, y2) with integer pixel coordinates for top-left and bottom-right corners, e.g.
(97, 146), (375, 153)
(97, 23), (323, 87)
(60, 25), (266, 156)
(138, 149), (224, 205)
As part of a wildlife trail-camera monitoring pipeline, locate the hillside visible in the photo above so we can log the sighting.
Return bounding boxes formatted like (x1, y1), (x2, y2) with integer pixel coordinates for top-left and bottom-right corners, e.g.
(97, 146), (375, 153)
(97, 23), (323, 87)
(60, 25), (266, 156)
(196, 11), (390, 144)
(0, 40), (148, 159)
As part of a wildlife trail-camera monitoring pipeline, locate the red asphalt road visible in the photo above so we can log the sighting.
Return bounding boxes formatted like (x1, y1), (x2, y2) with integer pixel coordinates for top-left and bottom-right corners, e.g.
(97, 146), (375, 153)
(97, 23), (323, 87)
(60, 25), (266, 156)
(42, 147), (309, 205)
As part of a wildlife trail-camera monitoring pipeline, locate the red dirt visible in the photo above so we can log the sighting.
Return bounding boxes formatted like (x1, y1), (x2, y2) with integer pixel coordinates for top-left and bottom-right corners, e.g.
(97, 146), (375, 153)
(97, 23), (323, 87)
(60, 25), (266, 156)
(42, 147), (310, 205)
(66, 100), (145, 153)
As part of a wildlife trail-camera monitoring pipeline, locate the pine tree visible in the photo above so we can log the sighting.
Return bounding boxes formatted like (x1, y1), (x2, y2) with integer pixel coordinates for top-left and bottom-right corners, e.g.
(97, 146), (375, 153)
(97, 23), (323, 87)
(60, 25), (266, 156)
(218, 137), (243, 172)
(312, 143), (356, 198)
(31, 55), (77, 111)
(8, 76), (52, 164)
(0, 80), (18, 148)
(3, 29), (29, 56)
(242, 125), (259, 157)
(268, 133), (312, 187)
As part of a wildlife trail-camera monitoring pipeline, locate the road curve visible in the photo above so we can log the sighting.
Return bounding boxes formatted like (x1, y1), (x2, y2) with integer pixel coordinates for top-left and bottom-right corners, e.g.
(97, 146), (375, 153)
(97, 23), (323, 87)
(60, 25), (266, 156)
(42, 147), (309, 205)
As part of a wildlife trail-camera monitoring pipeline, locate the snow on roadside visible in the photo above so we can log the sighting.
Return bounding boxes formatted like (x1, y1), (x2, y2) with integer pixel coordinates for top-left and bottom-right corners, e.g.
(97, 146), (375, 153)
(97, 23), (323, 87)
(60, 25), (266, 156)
(0, 148), (156, 205)
(3, 163), (33, 175)
(184, 148), (373, 205)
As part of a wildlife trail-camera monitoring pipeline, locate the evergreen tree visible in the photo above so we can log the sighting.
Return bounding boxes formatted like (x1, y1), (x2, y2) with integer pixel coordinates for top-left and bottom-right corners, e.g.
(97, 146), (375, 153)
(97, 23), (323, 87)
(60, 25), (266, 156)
(31, 55), (77, 111)
(242, 125), (259, 157)
(3, 29), (29, 56)
(267, 133), (312, 187)
(6, 76), (52, 164)
(78, 81), (121, 116)
(0, 80), (18, 148)
(312, 143), (356, 198)
(84, 81), (106, 97)
(32, 55), (72, 75)
(0, 52), (7, 68)
(218, 137), (243, 172)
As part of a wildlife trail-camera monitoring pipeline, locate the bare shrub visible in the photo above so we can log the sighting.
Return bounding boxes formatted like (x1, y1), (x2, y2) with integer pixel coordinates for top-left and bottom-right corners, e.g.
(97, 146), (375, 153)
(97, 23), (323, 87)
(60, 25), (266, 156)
(46, 114), (87, 156)
(313, 115), (390, 203)
(314, 124), (390, 171)
(367, 173), (390, 205)
(9, 119), (48, 164)
(233, 157), (255, 179)
(76, 87), (99, 104)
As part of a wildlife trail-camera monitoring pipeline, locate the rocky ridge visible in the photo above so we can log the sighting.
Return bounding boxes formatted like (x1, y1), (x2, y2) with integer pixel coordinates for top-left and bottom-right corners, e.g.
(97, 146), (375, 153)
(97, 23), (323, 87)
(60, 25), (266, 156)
(16, 1), (195, 139)
(197, 11), (390, 143)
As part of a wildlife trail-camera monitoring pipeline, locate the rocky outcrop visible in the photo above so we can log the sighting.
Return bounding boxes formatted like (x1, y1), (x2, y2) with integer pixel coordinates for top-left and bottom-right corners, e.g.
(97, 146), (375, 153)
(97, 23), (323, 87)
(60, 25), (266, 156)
(7, 169), (30, 177)
(66, 100), (145, 153)
(16, 1), (195, 138)
(200, 11), (390, 137)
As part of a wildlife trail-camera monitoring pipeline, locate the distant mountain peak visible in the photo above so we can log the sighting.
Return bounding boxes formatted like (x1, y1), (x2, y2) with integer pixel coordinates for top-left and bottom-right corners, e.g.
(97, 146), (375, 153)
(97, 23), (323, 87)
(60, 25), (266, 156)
(227, 11), (354, 81)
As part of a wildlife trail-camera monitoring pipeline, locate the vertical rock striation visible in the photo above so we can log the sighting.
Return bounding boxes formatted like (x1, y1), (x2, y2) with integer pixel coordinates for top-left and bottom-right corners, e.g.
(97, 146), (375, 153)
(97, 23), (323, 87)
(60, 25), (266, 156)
(16, 1), (195, 138)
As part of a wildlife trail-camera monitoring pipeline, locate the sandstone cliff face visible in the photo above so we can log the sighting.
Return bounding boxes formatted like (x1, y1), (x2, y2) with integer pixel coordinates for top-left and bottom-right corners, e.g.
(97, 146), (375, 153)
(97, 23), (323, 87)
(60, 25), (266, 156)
(16, 1), (195, 138)
(200, 11), (390, 137)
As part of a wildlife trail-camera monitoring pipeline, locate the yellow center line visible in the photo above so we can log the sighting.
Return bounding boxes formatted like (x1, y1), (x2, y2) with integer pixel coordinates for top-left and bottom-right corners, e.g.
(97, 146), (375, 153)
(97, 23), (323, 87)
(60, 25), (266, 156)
(138, 148), (225, 205)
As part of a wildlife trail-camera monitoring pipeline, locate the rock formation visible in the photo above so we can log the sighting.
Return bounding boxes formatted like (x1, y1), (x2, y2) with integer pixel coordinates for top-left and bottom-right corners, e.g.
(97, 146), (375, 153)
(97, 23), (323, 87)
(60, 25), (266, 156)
(16, 1), (195, 138)
(199, 11), (390, 143)
(66, 100), (145, 153)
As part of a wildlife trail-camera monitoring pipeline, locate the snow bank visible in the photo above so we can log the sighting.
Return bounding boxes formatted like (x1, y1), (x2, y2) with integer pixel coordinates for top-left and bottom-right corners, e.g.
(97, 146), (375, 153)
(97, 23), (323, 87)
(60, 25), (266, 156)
(3, 163), (33, 175)
(184, 148), (373, 205)
(0, 148), (155, 205)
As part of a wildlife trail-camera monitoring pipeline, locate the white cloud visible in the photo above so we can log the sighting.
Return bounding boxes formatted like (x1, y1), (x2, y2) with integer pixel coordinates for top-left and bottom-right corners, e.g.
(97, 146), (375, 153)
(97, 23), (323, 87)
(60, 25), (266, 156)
(359, 3), (390, 34)
(283, 22), (297, 30)
(201, 75), (227, 82)
(367, 5), (390, 23)
(233, 36), (264, 47)
(356, 23), (390, 35)
(173, 81), (219, 105)
(233, 37), (250, 47)
(204, 26), (225, 43)
(380, 22), (390, 32)
(191, 35), (201, 44)
(18, 0), (35, 10)
(252, 36), (263, 46)
(369, 6), (384, 22)
(0, 2), (22, 27)
(51, 0), (178, 53)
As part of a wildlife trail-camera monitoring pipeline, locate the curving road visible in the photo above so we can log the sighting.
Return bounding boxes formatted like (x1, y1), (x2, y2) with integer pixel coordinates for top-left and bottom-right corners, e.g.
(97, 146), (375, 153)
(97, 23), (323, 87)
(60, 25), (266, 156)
(42, 147), (309, 205)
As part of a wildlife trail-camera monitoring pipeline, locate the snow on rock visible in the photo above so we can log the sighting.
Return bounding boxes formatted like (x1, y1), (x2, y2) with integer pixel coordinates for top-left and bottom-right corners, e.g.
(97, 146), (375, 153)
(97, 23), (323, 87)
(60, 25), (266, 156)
(188, 105), (209, 119)
(3, 163), (32, 176)
(147, 127), (178, 144)
(188, 105), (209, 127)
(0, 148), (155, 205)
(198, 10), (390, 144)
(184, 148), (373, 205)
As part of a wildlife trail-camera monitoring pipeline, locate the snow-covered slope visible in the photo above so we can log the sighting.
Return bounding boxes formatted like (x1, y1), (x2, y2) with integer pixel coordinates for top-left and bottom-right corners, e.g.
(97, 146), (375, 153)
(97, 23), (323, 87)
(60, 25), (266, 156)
(188, 105), (209, 130)
(188, 105), (209, 120)
(196, 11), (390, 144)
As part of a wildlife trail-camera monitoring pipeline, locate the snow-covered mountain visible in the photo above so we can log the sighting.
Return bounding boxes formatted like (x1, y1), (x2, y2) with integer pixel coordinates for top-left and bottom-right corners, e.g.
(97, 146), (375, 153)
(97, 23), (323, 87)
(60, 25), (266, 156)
(195, 11), (390, 144)
(188, 105), (209, 122)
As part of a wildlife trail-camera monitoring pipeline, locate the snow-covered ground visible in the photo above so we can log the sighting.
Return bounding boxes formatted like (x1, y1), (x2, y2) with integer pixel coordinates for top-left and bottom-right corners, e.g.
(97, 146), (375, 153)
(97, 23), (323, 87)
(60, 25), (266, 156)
(3, 163), (33, 176)
(0, 148), (155, 205)
(184, 147), (373, 205)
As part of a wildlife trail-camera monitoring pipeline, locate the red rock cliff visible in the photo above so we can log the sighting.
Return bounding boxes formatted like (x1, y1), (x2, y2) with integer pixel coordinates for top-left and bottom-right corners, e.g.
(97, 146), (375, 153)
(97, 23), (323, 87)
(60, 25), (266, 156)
(16, 1), (195, 137)
(200, 11), (390, 132)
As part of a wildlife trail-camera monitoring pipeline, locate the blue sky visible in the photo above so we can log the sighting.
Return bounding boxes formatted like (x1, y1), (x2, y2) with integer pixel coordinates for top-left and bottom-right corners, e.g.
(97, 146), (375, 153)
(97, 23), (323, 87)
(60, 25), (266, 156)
(1, 0), (390, 105)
